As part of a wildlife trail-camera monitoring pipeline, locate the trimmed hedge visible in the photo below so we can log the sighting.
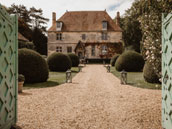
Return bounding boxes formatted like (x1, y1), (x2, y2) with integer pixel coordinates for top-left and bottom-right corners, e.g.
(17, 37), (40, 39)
(115, 51), (144, 72)
(18, 48), (49, 83)
(67, 53), (79, 67)
(143, 61), (160, 83)
(110, 54), (120, 66)
(47, 52), (72, 72)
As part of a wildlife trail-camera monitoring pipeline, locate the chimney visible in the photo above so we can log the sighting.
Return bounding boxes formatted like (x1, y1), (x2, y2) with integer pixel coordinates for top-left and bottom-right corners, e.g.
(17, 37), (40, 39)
(52, 12), (56, 25)
(116, 11), (120, 25)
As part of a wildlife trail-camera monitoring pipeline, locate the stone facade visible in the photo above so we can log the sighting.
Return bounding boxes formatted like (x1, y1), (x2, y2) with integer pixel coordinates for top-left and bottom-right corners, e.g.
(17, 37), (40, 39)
(48, 11), (123, 59)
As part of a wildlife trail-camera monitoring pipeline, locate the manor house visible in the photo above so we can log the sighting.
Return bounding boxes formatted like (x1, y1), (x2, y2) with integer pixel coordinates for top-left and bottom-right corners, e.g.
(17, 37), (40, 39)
(48, 10), (123, 60)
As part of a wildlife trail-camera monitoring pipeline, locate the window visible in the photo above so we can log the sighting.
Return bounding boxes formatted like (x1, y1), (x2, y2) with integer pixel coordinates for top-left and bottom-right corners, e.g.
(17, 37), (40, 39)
(102, 21), (107, 30)
(102, 33), (108, 40)
(102, 45), (107, 55)
(91, 45), (95, 56)
(67, 47), (72, 53)
(56, 46), (62, 52)
(56, 33), (62, 40)
(82, 34), (86, 40)
(57, 22), (61, 28)
(56, 21), (63, 31)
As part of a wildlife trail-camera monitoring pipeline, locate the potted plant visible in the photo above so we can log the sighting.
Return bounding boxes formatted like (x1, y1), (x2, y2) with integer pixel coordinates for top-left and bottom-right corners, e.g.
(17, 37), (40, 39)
(18, 74), (25, 93)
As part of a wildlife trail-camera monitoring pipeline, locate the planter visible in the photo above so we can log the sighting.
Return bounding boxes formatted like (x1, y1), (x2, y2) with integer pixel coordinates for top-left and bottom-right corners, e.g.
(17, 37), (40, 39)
(18, 81), (24, 93)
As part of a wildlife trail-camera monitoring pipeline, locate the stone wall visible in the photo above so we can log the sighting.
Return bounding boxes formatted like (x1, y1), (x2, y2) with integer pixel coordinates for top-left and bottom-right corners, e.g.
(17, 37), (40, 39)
(48, 31), (122, 57)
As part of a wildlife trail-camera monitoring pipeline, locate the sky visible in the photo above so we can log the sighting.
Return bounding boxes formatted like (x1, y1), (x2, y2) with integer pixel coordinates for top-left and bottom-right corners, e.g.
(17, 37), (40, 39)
(1, 0), (135, 28)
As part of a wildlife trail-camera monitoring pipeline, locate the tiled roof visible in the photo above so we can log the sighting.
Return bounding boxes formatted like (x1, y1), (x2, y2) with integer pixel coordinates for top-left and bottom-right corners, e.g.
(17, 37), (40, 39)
(18, 32), (29, 42)
(48, 11), (122, 32)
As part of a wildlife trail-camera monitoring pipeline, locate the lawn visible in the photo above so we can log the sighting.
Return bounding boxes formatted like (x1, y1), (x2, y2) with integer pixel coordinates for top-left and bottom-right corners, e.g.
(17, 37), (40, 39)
(23, 67), (79, 89)
(111, 67), (161, 90)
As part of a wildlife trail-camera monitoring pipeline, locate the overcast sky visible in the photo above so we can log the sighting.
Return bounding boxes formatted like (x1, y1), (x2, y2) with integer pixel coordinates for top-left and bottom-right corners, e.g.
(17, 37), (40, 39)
(1, 0), (134, 28)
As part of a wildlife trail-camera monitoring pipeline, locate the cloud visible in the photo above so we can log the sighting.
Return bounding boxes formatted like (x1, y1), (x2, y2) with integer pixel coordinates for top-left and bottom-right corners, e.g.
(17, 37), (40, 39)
(107, 0), (125, 11)
(108, 3), (123, 11)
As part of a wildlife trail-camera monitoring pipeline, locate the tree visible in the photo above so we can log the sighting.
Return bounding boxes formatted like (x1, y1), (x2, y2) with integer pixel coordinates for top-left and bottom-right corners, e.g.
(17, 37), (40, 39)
(32, 27), (47, 55)
(8, 4), (31, 25)
(8, 4), (49, 31)
(8, 4), (49, 55)
(119, 1), (142, 52)
(18, 18), (33, 41)
(30, 7), (49, 31)
(120, 0), (172, 81)
(138, 0), (172, 80)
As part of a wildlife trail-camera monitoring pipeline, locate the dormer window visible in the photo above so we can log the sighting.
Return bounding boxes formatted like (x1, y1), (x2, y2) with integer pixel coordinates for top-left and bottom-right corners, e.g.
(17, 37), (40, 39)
(56, 21), (63, 31)
(102, 21), (107, 30)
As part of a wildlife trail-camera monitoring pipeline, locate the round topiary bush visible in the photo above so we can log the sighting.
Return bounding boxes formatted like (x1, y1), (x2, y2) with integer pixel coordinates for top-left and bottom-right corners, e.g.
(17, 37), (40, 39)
(18, 48), (49, 83)
(47, 52), (72, 72)
(67, 53), (79, 67)
(143, 61), (160, 83)
(110, 54), (120, 66)
(115, 51), (144, 72)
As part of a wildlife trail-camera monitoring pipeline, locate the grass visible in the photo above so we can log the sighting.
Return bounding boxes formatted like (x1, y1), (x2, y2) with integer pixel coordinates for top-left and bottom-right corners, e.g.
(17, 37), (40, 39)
(23, 67), (79, 90)
(111, 67), (161, 90)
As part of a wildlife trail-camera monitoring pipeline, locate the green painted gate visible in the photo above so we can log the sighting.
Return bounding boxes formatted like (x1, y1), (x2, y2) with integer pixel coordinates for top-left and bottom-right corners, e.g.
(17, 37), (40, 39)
(0, 4), (18, 129)
(162, 13), (172, 129)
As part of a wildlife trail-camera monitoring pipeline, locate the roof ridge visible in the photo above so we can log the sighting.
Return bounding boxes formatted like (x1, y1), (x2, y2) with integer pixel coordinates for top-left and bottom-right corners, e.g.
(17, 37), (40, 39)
(67, 10), (106, 12)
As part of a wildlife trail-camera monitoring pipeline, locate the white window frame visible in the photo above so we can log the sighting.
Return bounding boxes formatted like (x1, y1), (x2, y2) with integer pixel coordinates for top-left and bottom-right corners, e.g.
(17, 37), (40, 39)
(56, 33), (62, 40)
(102, 21), (107, 30)
(56, 21), (63, 31)
(102, 33), (108, 40)
(102, 45), (107, 55)
(56, 46), (62, 52)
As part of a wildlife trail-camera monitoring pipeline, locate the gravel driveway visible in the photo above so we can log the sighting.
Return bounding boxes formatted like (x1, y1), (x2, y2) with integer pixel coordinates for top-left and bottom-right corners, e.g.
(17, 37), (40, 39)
(17, 65), (161, 129)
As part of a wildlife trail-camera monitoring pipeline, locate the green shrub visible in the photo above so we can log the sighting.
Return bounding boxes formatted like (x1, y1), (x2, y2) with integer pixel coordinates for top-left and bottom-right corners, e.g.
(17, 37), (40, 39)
(115, 51), (144, 72)
(110, 54), (120, 66)
(143, 61), (160, 83)
(47, 52), (72, 72)
(67, 53), (79, 67)
(18, 40), (35, 50)
(18, 48), (49, 83)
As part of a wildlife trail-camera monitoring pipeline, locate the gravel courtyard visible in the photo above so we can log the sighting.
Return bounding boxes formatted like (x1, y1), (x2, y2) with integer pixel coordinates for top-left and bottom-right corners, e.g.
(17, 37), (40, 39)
(17, 65), (161, 129)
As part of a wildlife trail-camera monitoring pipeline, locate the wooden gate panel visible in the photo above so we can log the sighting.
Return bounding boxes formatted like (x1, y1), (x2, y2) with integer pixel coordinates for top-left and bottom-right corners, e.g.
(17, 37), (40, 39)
(162, 13), (172, 129)
(0, 5), (18, 129)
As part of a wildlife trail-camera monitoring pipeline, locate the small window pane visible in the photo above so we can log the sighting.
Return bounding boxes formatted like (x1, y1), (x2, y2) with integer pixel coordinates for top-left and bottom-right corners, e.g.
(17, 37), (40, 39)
(102, 45), (107, 55)
(56, 33), (62, 40)
(56, 46), (62, 52)
(57, 22), (61, 28)
(102, 33), (107, 40)
(67, 47), (72, 53)
(102, 21), (107, 30)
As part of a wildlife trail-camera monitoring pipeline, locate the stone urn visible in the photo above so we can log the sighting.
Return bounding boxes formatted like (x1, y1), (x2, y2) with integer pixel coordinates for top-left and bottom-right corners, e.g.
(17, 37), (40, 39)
(18, 74), (25, 93)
